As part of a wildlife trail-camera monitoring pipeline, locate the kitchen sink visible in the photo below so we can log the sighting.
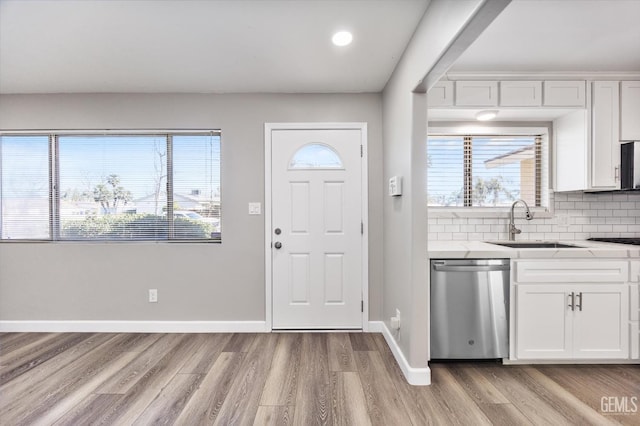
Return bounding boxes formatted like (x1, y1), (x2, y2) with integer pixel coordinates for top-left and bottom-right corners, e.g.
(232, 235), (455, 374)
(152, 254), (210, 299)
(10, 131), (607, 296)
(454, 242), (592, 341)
(487, 241), (583, 249)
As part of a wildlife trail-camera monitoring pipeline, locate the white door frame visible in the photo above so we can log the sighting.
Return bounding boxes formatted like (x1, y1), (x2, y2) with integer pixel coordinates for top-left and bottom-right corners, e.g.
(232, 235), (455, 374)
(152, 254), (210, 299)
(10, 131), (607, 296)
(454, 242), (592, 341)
(264, 122), (369, 331)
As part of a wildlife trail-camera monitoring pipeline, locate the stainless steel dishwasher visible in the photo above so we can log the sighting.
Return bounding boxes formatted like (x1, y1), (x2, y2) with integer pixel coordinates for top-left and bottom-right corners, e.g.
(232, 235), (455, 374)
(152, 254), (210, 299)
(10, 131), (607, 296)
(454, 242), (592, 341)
(430, 259), (510, 359)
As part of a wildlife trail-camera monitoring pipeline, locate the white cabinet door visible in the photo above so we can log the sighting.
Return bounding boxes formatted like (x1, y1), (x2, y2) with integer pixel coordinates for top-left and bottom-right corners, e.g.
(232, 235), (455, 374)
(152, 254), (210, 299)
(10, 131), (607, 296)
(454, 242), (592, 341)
(620, 81), (640, 141)
(455, 81), (498, 106)
(630, 283), (639, 360)
(428, 81), (454, 107)
(631, 321), (639, 360)
(543, 81), (586, 107)
(631, 283), (639, 322)
(554, 110), (588, 191)
(500, 81), (542, 106)
(515, 283), (630, 360)
(515, 284), (573, 359)
(591, 81), (620, 189)
(572, 285), (628, 359)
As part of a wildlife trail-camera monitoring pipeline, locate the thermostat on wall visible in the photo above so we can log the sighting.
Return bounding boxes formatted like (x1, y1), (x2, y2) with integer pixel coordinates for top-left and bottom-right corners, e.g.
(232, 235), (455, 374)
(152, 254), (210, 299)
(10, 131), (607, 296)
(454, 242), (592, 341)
(388, 176), (402, 196)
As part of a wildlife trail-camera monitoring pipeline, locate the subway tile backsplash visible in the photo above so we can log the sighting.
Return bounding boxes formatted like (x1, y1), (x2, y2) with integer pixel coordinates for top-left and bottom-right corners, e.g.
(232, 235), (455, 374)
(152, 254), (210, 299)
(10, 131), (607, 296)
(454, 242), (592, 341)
(428, 191), (640, 241)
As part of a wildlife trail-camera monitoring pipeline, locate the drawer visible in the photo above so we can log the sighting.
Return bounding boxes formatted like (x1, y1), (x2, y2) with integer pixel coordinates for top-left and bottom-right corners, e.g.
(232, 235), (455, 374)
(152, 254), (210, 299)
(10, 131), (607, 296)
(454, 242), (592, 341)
(514, 260), (629, 283)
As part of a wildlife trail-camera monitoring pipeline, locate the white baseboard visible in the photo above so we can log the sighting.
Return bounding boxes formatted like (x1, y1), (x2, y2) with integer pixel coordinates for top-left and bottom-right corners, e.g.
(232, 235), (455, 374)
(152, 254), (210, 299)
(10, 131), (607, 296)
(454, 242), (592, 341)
(0, 320), (268, 333)
(368, 321), (431, 386)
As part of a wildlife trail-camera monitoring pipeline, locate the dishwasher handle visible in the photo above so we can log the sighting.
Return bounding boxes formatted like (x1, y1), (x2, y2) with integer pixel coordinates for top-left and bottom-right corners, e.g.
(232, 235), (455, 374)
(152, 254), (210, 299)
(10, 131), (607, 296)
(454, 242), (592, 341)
(432, 263), (510, 272)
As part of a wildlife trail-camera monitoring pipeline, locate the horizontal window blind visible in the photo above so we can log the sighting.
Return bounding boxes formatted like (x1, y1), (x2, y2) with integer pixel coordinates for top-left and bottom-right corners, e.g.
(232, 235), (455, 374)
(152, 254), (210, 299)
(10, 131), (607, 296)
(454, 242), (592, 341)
(428, 134), (545, 208)
(172, 134), (221, 240)
(0, 131), (221, 242)
(0, 135), (51, 240)
(427, 136), (465, 206)
(58, 135), (169, 240)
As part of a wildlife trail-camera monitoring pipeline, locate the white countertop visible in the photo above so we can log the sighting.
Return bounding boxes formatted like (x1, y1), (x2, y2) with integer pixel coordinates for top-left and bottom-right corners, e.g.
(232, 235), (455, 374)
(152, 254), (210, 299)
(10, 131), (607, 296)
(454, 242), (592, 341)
(428, 240), (640, 259)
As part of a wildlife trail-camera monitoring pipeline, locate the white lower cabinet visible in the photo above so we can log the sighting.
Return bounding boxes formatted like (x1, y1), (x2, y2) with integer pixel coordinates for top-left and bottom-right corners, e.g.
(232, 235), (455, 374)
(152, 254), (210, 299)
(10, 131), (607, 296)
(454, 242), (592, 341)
(516, 284), (629, 360)
(516, 284), (572, 359)
(630, 280), (639, 360)
(512, 259), (631, 361)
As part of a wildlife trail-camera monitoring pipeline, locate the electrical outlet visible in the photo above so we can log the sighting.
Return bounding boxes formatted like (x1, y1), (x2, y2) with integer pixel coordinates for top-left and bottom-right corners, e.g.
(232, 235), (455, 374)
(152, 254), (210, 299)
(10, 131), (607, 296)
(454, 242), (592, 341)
(148, 289), (158, 303)
(390, 308), (401, 330)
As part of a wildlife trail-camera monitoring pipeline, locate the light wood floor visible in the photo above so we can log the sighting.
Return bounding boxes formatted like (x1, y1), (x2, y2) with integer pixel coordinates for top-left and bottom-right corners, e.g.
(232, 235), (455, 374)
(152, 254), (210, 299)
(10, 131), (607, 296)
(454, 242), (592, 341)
(0, 332), (638, 425)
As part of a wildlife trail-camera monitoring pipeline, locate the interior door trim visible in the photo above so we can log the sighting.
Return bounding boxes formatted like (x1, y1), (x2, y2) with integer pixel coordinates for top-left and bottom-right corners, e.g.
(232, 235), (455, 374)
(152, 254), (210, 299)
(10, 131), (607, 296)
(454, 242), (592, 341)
(264, 122), (369, 331)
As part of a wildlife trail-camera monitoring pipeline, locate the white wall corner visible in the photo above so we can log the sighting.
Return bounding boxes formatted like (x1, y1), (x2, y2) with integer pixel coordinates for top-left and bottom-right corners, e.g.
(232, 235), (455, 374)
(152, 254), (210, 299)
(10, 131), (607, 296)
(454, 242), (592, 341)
(0, 320), (269, 333)
(369, 321), (431, 386)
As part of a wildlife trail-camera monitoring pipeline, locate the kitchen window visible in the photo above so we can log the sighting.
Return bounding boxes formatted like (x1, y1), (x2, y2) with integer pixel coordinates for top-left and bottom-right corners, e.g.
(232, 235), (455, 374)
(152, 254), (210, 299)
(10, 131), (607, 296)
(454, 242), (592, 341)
(427, 132), (548, 209)
(0, 131), (221, 242)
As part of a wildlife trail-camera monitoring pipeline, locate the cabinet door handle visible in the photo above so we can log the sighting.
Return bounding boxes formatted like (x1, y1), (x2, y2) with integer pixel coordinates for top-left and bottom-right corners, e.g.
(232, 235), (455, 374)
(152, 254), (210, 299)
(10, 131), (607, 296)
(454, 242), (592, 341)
(615, 166), (620, 181)
(568, 292), (575, 311)
(576, 292), (583, 311)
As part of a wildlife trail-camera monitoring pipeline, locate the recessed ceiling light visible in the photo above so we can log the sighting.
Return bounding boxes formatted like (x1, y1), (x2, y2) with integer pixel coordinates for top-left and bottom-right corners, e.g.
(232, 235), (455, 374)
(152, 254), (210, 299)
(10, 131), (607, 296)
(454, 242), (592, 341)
(332, 31), (353, 47)
(476, 110), (498, 121)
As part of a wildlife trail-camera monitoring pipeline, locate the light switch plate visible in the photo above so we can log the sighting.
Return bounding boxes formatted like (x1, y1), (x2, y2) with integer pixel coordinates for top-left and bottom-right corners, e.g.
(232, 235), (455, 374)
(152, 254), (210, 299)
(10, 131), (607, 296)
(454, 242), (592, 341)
(249, 202), (261, 215)
(389, 176), (402, 196)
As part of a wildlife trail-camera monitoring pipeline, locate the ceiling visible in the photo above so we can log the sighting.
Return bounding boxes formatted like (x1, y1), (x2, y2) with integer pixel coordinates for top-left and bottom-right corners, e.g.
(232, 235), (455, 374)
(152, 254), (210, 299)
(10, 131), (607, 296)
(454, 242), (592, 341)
(0, 0), (430, 94)
(449, 0), (640, 74)
(430, 0), (640, 122)
(2, 0), (638, 97)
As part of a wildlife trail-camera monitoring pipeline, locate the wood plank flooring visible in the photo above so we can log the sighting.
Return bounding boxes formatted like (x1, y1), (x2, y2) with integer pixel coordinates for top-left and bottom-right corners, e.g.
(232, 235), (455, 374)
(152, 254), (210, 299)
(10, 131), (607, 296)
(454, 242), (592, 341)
(0, 332), (638, 425)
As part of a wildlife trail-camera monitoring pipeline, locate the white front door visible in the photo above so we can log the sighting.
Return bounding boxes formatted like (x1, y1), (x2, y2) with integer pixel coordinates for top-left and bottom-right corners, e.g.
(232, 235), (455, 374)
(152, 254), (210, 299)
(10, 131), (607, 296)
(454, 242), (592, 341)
(270, 127), (364, 329)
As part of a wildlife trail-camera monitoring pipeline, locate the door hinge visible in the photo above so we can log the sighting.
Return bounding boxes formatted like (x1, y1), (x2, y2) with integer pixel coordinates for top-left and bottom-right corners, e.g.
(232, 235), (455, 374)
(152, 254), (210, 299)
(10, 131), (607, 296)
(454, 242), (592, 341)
(361, 300), (364, 312)
(360, 145), (363, 157)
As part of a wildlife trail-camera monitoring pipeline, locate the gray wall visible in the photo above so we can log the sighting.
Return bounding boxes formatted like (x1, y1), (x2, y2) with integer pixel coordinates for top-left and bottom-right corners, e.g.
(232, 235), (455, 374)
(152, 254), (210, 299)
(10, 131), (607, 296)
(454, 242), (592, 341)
(382, 0), (483, 367)
(0, 93), (383, 321)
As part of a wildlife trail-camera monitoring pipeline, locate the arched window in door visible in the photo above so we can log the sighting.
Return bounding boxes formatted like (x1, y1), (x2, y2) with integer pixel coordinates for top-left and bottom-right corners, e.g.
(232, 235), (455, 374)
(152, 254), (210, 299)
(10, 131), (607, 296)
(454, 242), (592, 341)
(289, 143), (344, 169)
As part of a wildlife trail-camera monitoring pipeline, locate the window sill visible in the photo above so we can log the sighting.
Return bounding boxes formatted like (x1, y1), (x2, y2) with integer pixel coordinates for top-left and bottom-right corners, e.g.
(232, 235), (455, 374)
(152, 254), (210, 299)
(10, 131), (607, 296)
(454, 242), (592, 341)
(428, 207), (553, 219)
(0, 239), (222, 244)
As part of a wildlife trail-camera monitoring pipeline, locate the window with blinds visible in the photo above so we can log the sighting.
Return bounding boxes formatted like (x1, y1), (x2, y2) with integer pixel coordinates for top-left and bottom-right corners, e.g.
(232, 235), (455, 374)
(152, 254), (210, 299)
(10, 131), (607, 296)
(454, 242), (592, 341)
(427, 134), (545, 208)
(0, 131), (221, 241)
(0, 135), (51, 239)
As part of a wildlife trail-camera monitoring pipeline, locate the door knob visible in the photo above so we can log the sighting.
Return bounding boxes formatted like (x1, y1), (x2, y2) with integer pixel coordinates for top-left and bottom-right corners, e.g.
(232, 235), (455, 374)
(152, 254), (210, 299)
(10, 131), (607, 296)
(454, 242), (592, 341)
(274, 241), (282, 249)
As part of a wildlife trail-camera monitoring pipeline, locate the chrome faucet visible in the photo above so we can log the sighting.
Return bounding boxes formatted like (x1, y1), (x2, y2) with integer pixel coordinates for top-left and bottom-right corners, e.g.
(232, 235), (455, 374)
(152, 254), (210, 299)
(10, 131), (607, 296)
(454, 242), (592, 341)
(509, 199), (533, 241)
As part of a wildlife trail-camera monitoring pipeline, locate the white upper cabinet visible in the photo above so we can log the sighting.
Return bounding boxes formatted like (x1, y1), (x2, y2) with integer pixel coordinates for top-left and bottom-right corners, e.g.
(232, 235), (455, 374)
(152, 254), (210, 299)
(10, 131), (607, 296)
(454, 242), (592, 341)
(553, 110), (588, 191)
(620, 81), (640, 141)
(543, 81), (586, 107)
(428, 81), (454, 107)
(499, 81), (542, 106)
(455, 81), (498, 106)
(591, 81), (621, 190)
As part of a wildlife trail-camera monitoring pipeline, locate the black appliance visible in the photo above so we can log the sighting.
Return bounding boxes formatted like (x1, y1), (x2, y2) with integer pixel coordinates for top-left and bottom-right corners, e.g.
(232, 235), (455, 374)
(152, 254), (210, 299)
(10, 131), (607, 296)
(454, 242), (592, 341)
(621, 141), (640, 190)
(588, 237), (640, 245)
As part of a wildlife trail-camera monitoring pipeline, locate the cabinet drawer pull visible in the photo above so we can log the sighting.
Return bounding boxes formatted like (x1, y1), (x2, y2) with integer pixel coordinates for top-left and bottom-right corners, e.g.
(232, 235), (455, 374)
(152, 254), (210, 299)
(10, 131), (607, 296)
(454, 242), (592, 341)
(576, 292), (583, 311)
(568, 292), (575, 311)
